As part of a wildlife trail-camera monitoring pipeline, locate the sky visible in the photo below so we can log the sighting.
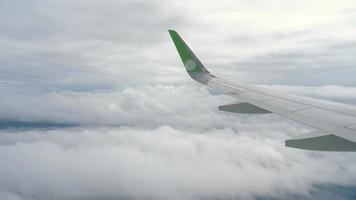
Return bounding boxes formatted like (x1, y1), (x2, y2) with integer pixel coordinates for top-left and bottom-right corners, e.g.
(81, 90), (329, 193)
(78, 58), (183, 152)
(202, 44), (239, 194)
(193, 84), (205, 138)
(1, 0), (356, 199)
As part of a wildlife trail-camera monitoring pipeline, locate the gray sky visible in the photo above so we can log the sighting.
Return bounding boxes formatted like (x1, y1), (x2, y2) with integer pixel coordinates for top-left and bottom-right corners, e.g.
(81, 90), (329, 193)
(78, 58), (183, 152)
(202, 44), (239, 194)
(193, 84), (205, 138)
(1, 0), (356, 200)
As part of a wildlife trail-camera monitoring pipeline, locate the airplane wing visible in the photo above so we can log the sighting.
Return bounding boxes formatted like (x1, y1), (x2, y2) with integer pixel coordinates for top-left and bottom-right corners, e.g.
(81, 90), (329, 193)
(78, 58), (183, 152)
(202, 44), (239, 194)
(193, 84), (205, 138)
(169, 30), (356, 151)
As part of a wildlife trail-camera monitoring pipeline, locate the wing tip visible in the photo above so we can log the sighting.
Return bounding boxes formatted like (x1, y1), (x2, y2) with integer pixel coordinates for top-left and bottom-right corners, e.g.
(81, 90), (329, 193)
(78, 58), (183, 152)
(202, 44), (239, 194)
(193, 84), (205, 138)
(168, 30), (178, 37)
(168, 29), (215, 84)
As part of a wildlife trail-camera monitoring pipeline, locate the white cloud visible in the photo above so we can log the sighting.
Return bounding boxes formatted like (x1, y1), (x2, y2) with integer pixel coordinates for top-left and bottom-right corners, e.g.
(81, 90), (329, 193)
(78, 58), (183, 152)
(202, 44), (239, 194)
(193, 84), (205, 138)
(1, 0), (356, 91)
(0, 84), (355, 199)
(0, 85), (230, 128)
(0, 126), (356, 200)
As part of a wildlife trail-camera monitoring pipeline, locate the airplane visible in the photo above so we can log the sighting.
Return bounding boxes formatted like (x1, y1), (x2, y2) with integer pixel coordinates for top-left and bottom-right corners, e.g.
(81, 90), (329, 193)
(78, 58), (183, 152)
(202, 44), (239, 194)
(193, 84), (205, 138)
(169, 30), (356, 151)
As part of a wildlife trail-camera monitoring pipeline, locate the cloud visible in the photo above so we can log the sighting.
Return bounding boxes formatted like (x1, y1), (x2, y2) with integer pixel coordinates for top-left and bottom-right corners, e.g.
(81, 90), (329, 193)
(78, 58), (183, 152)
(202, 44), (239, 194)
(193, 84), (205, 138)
(0, 84), (356, 199)
(1, 84), (356, 127)
(0, 85), (231, 128)
(0, 126), (356, 200)
(1, 0), (356, 92)
(0, 0), (186, 91)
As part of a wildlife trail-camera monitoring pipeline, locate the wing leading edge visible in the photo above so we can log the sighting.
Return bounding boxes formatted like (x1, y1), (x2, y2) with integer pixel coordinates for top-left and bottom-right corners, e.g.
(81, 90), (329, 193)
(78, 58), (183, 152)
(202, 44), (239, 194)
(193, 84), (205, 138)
(169, 30), (356, 151)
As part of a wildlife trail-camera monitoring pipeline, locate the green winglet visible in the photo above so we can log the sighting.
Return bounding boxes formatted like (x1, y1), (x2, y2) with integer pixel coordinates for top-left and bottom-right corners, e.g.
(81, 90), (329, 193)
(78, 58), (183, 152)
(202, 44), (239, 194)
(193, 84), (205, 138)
(169, 30), (214, 84)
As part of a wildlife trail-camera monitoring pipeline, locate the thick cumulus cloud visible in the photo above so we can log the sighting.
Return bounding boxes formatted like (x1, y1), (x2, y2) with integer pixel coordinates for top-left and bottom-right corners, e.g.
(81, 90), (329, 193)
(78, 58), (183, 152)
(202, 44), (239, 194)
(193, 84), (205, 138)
(1, 84), (355, 128)
(1, 85), (356, 200)
(0, 85), (232, 128)
(1, 0), (356, 200)
(1, 126), (356, 200)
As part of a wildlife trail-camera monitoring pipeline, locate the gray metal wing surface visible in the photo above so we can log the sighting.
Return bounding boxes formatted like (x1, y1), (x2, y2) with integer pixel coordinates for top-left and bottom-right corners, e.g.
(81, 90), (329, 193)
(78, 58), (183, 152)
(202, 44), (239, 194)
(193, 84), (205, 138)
(169, 30), (356, 151)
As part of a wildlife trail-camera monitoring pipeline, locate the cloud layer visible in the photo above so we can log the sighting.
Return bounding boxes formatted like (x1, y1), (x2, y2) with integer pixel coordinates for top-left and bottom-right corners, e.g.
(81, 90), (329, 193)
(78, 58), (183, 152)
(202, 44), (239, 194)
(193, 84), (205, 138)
(1, 120), (356, 200)
(0, 85), (356, 200)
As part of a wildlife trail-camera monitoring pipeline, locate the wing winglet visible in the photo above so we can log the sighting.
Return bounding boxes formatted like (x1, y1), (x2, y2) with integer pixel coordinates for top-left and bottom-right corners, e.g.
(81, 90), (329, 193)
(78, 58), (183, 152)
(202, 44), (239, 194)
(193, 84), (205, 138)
(169, 30), (215, 84)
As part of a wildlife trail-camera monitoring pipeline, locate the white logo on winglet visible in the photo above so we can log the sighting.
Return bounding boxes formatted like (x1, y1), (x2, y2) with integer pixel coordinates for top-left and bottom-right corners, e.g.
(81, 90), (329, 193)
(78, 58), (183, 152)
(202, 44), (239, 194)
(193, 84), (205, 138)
(184, 59), (196, 71)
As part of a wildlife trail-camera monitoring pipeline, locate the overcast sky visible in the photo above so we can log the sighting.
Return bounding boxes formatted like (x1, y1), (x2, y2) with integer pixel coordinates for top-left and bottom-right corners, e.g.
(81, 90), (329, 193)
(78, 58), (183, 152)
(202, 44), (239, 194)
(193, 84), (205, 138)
(1, 0), (356, 200)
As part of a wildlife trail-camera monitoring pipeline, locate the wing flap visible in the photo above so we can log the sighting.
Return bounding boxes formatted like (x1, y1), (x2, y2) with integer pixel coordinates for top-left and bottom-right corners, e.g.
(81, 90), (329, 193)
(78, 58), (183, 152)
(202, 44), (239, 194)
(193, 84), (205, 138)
(286, 131), (356, 151)
(219, 102), (272, 114)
